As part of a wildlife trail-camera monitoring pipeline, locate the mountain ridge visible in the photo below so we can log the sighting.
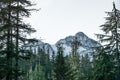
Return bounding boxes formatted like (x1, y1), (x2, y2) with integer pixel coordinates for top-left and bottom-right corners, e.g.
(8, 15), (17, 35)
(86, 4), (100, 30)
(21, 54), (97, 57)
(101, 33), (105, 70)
(22, 32), (100, 56)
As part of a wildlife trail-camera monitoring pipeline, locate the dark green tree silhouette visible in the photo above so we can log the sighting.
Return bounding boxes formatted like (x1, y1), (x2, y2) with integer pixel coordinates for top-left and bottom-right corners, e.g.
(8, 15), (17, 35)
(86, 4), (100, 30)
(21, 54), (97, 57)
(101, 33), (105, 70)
(0, 0), (36, 79)
(54, 43), (70, 80)
(95, 2), (120, 80)
(93, 47), (115, 80)
(69, 37), (81, 80)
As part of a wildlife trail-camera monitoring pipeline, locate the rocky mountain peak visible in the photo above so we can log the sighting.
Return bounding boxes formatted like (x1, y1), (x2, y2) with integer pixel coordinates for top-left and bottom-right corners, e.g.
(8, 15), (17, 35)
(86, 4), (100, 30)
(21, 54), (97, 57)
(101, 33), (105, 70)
(23, 32), (100, 56)
(56, 32), (100, 48)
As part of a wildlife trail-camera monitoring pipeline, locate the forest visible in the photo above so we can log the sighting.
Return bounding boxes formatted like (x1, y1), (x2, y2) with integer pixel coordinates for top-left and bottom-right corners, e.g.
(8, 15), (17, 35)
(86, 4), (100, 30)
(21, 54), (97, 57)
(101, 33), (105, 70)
(0, 0), (120, 80)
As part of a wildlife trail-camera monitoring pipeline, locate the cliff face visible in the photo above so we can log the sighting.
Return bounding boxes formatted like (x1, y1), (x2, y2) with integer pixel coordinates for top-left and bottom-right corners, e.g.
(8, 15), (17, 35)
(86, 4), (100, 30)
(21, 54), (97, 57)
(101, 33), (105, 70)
(22, 32), (100, 56)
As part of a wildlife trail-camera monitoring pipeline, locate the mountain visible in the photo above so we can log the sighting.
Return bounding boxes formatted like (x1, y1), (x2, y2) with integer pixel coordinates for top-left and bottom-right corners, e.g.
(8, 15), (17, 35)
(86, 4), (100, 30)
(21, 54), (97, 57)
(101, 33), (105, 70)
(22, 40), (55, 57)
(22, 32), (100, 56)
(55, 32), (100, 55)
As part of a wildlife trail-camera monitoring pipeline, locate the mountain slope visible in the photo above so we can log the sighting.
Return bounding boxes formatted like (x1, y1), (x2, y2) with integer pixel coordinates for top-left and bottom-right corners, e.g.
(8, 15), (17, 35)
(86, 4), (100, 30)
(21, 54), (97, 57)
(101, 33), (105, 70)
(55, 32), (100, 55)
(22, 32), (100, 56)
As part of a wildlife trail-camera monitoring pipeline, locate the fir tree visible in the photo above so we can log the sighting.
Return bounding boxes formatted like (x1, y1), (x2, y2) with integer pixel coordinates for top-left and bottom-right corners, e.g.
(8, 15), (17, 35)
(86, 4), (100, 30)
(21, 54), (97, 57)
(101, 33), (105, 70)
(0, 0), (36, 79)
(28, 46), (46, 80)
(0, 1), (14, 79)
(69, 37), (81, 80)
(93, 47), (115, 80)
(95, 2), (120, 80)
(54, 43), (69, 80)
(44, 48), (52, 80)
(79, 54), (93, 80)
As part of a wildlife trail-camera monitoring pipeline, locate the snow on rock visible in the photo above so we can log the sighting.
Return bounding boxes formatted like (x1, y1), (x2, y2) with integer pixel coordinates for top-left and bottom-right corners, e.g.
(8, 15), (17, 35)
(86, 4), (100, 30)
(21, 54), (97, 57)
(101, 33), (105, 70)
(22, 32), (101, 57)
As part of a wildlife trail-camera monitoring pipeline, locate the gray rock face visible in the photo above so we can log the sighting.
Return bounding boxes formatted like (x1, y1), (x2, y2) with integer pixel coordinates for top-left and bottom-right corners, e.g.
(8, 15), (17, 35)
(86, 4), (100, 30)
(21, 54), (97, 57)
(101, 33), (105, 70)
(55, 32), (100, 54)
(22, 32), (100, 56)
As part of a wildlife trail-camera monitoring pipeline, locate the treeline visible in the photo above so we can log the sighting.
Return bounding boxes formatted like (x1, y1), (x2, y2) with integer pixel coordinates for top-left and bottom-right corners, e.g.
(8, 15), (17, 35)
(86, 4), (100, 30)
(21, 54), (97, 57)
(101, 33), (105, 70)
(0, 0), (120, 80)
(21, 38), (93, 80)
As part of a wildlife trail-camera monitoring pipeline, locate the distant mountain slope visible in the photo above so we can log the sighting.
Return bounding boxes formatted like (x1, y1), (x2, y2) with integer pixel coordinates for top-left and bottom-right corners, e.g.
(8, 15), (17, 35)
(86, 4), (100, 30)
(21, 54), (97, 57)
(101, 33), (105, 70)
(22, 32), (100, 56)
(55, 32), (100, 55)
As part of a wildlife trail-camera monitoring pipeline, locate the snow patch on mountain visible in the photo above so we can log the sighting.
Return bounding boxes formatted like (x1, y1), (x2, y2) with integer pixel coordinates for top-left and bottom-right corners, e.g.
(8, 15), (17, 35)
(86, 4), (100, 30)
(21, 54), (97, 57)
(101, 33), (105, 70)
(22, 32), (100, 56)
(55, 32), (100, 55)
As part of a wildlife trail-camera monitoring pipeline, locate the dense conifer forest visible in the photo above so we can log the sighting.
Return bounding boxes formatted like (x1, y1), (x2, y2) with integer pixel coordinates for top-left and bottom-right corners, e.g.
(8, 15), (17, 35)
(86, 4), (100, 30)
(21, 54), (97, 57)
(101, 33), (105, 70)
(0, 0), (120, 80)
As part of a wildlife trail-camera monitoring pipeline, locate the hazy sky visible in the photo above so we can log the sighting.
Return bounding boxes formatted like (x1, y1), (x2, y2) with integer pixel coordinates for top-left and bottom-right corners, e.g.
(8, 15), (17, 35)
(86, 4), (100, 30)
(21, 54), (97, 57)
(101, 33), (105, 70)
(27, 0), (119, 44)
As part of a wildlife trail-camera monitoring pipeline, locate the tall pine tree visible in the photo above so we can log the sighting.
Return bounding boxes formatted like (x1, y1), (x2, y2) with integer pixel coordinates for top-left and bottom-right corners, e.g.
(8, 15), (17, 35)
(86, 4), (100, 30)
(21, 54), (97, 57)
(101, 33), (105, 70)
(93, 47), (115, 80)
(94, 2), (120, 80)
(69, 37), (81, 80)
(0, 0), (36, 79)
(54, 43), (70, 80)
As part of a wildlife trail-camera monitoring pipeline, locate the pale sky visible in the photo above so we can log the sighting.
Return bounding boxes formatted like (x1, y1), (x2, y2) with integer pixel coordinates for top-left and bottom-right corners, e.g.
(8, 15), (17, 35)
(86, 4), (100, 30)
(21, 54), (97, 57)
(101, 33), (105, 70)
(26, 0), (119, 44)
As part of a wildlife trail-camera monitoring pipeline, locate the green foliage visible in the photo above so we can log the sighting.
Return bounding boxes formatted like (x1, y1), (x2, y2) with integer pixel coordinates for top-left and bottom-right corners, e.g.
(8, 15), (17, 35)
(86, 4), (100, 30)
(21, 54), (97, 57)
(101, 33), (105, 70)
(69, 37), (81, 80)
(28, 46), (52, 80)
(94, 2), (120, 80)
(29, 64), (46, 80)
(93, 47), (115, 80)
(0, 0), (36, 79)
(79, 54), (93, 80)
(53, 43), (72, 80)
(1, 1), (119, 80)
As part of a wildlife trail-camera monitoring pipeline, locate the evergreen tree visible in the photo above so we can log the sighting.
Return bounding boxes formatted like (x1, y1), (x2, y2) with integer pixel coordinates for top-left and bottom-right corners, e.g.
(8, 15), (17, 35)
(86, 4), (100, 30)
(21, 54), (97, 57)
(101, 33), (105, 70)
(93, 47), (115, 80)
(44, 48), (52, 80)
(94, 2), (120, 80)
(79, 54), (93, 80)
(29, 63), (46, 80)
(28, 47), (46, 80)
(0, 0), (36, 79)
(69, 37), (81, 80)
(64, 55), (77, 80)
(0, 1), (14, 79)
(54, 43), (69, 80)
(28, 46), (53, 80)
